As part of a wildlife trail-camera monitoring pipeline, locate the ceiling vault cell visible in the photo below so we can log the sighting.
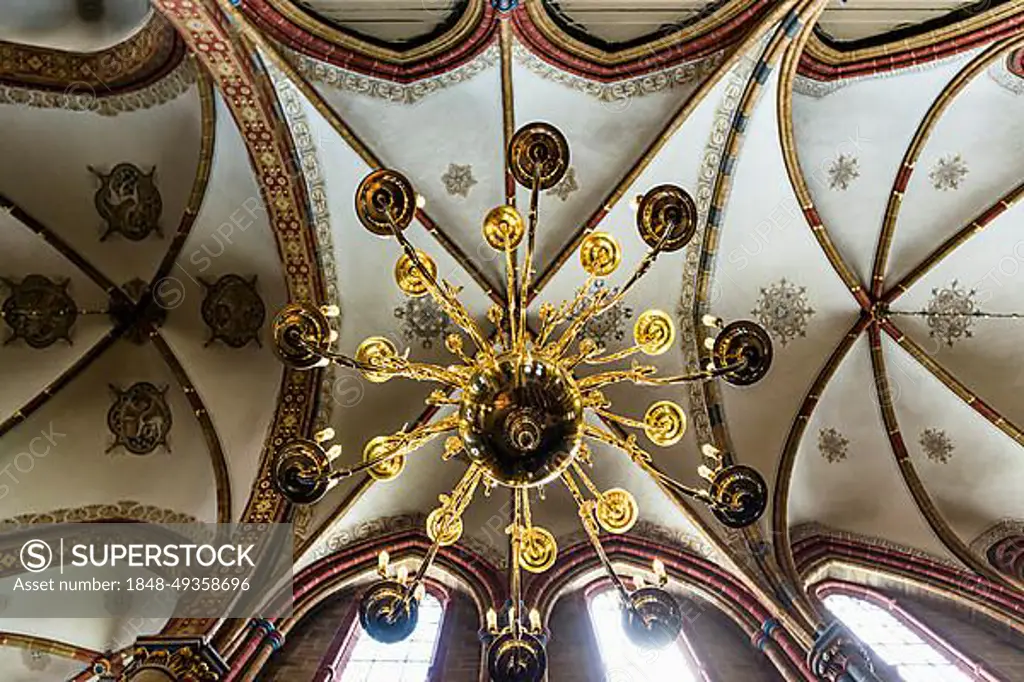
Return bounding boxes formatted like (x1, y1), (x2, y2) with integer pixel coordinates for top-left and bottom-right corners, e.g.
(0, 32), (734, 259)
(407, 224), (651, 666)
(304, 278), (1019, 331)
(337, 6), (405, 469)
(234, 15), (508, 308)
(880, 180), (1024, 306)
(688, 0), (829, 641)
(867, 325), (1024, 594)
(771, 313), (872, 628)
(777, 0), (865, 301)
(150, 0), (325, 640)
(528, 0), (805, 303)
(0, 73), (223, 532)
(870, 31), (1024, 299)
(151, 334), (232, 523)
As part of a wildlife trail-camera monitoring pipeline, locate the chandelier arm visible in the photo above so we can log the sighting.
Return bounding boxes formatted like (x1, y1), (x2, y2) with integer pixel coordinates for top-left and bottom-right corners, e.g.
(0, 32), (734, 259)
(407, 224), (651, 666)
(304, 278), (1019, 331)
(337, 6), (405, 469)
(577, 366), (657, 392)
(570, 460), (606, 503)
(584, 345), (644, 366)
(589, 407), (647, 432)
(581, 423), (650, 462)
(551, 226), (675, 360)
(632, 359), (749, 386)
(318, 347), (464, 387)
(517, 169), (542, 354)
(503, 231), (520, 352)
(386, 213), (496, 364)
(510, 487), (525, 638)
(561, 470), (632, 605)
(642, 464), (715, 505)
(597, 225), (673, 317)
(328, 415), (459, 482)
(404, 464), (483, 604)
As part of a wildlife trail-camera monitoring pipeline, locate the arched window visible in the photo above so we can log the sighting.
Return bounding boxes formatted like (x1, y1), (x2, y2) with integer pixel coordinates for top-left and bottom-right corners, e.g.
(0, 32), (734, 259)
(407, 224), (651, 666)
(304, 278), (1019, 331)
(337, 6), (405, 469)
(339, 591), (445, 682)
(588, 588), (705, 681)
(822, 591), (984, 682)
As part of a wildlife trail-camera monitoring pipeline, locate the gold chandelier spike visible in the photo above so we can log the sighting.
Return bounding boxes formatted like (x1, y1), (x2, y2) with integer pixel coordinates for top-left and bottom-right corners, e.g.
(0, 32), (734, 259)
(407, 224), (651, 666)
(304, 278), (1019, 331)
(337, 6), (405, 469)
(362, 436), (407, 481)
(579, 232), (622, 277)
(643, 400), (687, 447)
(394, 250), (437, 297)
(483, 205), (525, 250)
(596, 488), (639, 535)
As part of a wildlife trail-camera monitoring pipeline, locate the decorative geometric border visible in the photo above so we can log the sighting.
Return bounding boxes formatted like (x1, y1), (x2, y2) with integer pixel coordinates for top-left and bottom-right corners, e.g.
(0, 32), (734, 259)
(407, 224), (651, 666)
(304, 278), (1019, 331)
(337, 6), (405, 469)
(0, 500), (202, 529)
(0, 50), (197, 116)
(800, 4), (1024, 82)
(0, 12), (184, 93)
(290, 42), (499, 104)
(238, 0), (1024, 87)
(152, 6), (325, 636)
(238, 0), (497, 82)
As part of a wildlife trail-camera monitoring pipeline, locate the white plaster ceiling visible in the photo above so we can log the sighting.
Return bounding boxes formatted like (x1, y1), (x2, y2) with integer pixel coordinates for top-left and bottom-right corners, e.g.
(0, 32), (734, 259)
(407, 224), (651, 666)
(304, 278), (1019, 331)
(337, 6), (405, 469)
(0, 0), (152, 51)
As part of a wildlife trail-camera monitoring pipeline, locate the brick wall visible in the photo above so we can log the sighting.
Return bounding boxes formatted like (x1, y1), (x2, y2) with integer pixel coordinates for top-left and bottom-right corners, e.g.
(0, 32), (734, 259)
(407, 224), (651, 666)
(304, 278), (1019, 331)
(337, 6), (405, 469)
(681, 596), (785, 682)
(545, 592), (606, 682)
(257, 588), (357, 681)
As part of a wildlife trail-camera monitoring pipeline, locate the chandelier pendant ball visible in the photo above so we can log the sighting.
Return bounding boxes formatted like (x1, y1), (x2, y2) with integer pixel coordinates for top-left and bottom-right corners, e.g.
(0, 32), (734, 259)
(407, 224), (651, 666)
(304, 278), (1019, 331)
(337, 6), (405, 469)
(460, 354), (583, 488)
(272, 439), (334, 505)
(508, 122), (570, 190)
(358, 580), (420, 644)
(486, 632), (548, 682)
(622, 587), (685, 649)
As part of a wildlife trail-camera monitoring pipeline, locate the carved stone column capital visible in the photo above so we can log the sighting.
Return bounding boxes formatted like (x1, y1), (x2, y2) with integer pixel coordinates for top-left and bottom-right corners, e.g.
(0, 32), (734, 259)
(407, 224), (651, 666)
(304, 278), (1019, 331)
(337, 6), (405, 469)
(124, 637), (228, 682)
(808, 621), (876, 682)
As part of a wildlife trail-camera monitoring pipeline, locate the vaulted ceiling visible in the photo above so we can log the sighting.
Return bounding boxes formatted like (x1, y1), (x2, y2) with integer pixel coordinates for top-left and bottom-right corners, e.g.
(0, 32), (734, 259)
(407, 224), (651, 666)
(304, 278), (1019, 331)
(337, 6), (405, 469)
(1, 0), (1022, 678)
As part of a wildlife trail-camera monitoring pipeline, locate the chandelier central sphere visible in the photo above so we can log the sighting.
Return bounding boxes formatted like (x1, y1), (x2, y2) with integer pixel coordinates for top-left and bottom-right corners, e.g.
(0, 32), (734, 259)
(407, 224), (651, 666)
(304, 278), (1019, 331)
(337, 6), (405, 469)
(460, 353), (583, 487)
(270, 120), (775, 682)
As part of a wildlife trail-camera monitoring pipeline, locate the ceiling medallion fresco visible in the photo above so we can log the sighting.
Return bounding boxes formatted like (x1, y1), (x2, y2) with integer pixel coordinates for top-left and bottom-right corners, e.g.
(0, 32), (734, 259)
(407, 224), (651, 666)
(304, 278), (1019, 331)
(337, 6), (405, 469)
(269, 121), (774, 679)
(22, 648), (50, 672)
(199, 274), (266, 349)
(929, 153), (970, 191)
(89, 163), (163, 241)
(919, 428), (955, 464)
(547, 165), (579, 201)
(827, 154), (860, 191)
(0, 275), (78, 348)
(577, 279), (633, 347)
(818, 427), (849, 464)
(925, 280), (977, 347)
(107, 382), (173, 456)
(750, 278), (815, 347)
(441, 162), (478, 198)
(394, 296), (457, 349)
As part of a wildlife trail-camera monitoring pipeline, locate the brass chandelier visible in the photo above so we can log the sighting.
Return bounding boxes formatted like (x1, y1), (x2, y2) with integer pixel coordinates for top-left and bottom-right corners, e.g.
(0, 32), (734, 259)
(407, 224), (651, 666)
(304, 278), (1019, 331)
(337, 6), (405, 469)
(271, 122), (773, 682)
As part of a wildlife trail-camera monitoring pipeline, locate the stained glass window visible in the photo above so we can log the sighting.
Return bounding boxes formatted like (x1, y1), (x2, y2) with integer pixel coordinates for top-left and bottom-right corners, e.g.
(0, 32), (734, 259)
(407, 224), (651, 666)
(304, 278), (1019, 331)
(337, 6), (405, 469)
(588, 589), (702, 682)
(823, 593), (977, 682)
(339, 592), (444, 682)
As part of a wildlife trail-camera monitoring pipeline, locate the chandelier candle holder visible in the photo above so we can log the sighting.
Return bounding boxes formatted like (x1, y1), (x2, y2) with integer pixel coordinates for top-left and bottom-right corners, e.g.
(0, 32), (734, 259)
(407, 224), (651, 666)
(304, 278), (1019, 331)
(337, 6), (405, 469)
(272, 122), (773, 681)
